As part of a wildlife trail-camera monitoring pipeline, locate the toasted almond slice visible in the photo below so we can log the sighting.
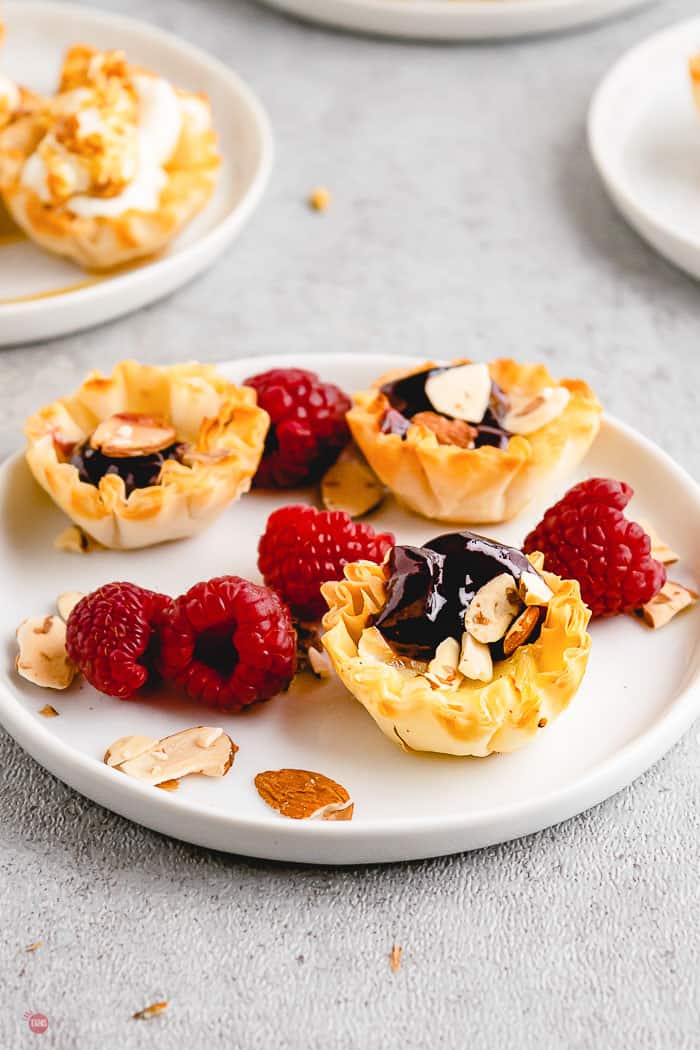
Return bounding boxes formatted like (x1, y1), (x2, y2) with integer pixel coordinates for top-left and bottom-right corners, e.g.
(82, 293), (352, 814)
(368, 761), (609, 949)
(57, 590), (84, 621)
(518, 570), (553, 607)
(502, 386), (570, 435)
(90, 413), (176, 458)
(464, 573), (521, 644)
(411, 412), (476, 449)
(255, 768), (353, 821)
(458, 632), (493, 682)
(503, 606), (541, 655)
(105, 727), (236, 784)
(321, 445), (385, 518)
(53, 524), (102, 554)
(425, 637), (462, 690)
(425, 363), (491, 423)
(16, 615), (77, 689)
(635, 580), (698, 629)
(638, 521), (680, 565)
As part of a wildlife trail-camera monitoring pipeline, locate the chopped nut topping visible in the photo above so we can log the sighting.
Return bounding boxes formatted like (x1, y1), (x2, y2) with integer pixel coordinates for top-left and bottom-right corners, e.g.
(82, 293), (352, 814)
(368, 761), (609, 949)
(503, 606), (541, 655)
(638, 521), (679, 566)
(16, 615), (77, 690)
(90, 412), (176, 458)
(518, 570), (553, 607)
(132, 1001), (168, 1021)
(635, 580), (698, 630)
(412, 412), (477, 449)
(389, 945), (403, 973)
(53, 525), (102, 554)
(57, 590), (84, 621)
(458, 632), (493, 682)
(105, 727), (237, 785)
(464, 574), (521, 644)
(321, 445), (385, 517)
(425, 637), (462, 690)
(255, 769), (353, 821)
(38, 704), (59, 718)
(308, 186), (331, 211)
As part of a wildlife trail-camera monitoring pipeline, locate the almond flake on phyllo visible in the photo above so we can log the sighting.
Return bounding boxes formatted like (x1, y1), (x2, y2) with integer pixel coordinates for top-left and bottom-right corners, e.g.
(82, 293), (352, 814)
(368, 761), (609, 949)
(321, 531), (591, 757)
(347, 359), (601, 524)
(24, 360), (269, 550)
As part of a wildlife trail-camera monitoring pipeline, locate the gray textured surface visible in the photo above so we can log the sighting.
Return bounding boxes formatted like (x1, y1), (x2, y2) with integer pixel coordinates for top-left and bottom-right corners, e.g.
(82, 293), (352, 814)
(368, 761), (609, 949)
(1, 0), (700, 1046)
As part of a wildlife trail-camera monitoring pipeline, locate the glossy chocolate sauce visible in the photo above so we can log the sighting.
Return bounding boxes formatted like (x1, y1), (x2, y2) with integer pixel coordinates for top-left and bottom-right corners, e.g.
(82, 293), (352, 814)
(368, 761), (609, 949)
(374, 530), (541, 660)
(379, 367), (511, 450)
(71, 441), (184, 497)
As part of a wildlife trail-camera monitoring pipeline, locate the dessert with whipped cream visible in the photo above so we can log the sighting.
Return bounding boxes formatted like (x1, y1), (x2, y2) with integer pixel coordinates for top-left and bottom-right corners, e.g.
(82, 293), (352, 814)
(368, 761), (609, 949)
(347, 358), (601, 523)
(0, 45), (219, 269)
(24, 360), (269, 549)
(321, 530), (591, 757)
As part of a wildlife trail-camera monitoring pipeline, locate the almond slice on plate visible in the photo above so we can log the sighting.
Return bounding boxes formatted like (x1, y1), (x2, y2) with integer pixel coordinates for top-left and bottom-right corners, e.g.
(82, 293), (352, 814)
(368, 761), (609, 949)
(635, 580), (698, 629)
(105, 727), (237, 786)
(255, 768), (353, 821)
(16, 615), (77, 689)
(638, 521), (679, 566)
(90, 413), (176, 458)
(321, 445), (385, 518)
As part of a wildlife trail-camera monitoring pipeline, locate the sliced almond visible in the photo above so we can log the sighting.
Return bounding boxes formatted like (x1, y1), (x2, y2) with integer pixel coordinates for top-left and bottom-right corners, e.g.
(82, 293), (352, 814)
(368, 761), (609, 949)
(255, 769), (353, 821)
(638, 521), (679, 566)
(425, 636), (462, 689)
(518, 570), (553, 607)
(105, 727), (237, 785)
(502, 386), (570, 435)
(53, 524), (102, 554)
(503, 606), (541, 655)
(464, 574), (521, 644)
(90, 413), (176, 458)
(16, 615), (77, 689)
(635, 580), (698, 630)
(57, 590), (84, 621)
(321, 445), (385, 518)
(308, 646), (333, 678)
(425, 363), (491, 423)
(411, 412), (476, 449)
(458, 632), (493, 682)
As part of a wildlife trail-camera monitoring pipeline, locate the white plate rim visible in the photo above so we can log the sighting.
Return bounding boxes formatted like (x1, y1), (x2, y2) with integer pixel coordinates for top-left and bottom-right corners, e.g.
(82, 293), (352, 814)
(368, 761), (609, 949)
(588, 16), (700, 271)
(1, 351), (699, 862)
(259, 0), (655, 41)
(0, 2), (274, 332)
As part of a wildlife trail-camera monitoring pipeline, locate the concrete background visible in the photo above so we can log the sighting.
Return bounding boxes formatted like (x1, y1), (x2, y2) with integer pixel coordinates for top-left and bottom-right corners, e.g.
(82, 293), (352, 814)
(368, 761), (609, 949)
(1, 0), (699, 1046)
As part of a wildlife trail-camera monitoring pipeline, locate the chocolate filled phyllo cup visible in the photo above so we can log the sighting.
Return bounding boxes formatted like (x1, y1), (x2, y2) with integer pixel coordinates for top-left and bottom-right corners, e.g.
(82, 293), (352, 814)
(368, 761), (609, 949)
(24, 360), (269, 549)
(321, 531), (591, 757)
(347, 359), (601, 523)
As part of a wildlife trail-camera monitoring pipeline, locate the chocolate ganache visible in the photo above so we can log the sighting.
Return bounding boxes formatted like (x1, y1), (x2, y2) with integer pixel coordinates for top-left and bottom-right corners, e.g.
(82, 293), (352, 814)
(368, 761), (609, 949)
(71, 441), (185, 497)
(379, 367), (511, 449)
(374, 530), (542, 660)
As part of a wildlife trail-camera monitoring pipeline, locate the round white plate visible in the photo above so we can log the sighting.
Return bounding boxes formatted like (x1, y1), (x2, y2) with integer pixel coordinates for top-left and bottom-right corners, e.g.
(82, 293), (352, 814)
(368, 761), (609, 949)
(1, 353), (699, 865)
(258, 0), (654, 42)
(589, 17), (700, 281)
(0, 3), (273, 346)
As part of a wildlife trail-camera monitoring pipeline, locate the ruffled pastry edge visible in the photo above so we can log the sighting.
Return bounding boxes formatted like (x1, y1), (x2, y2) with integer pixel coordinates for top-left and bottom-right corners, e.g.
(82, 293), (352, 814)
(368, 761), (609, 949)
(347, 358), (602, 524)
(321, 554), (592, 757)
(25, 359), (269, 549)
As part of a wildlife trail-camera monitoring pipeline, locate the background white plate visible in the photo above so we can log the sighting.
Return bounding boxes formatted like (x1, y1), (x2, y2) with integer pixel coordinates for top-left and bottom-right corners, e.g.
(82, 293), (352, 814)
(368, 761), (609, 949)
(258, 0), (655, 42)
(0, 3), (272, 346)
(1, 353), (699, 865)
(589, 17), (700, 282)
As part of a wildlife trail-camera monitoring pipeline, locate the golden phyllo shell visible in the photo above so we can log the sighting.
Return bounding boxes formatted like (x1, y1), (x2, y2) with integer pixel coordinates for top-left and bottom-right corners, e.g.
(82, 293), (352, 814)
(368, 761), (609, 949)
(348, 359), (601, 524)
(321, 554), (591, 758)
(25, 360), (269, 550)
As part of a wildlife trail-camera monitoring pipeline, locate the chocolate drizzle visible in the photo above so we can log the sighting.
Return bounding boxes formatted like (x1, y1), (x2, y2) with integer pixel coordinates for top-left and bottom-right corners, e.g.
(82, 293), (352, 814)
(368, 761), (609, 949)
(71, 440), (185, 496)
(374, 530), (542, 660)
(379, 366), (511, 449)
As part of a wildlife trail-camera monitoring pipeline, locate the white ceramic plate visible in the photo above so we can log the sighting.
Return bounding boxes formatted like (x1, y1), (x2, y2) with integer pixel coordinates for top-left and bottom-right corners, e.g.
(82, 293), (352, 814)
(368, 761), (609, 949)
(258, 0), (654, 42)
(1, 353), (699, 865)
(0, 3), (273, 346)
(589, 17), (700, 281)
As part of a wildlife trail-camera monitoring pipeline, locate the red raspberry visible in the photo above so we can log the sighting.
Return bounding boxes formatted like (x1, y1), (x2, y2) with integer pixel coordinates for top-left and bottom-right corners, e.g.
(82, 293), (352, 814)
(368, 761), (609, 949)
(158, 576), (296, 710)
(66, 582), (172, 698)
(523, 478), (666, 618)
(258, 504), (395, 620)
(245, 368), (351, 488)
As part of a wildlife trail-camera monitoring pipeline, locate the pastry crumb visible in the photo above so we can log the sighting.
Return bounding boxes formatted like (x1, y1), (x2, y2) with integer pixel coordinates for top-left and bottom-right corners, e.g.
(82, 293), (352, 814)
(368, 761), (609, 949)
(389, 944), (403, 973)
(25, 941), (43, 953)
(132, 1001), (168, 1021)
(53, 524), (102, 554)
(38, 704), (59, 718)
(308, 186), (331, 212)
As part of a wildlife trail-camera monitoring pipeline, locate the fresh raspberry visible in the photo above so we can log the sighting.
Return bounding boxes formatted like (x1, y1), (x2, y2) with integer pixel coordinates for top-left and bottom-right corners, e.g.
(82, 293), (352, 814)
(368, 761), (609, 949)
(66, 582), (172, 698)
(523, 478), (666, 618)
(245, 368), (351, 488)
(258, 504), (395, 620)
(158, 576), (296, 710)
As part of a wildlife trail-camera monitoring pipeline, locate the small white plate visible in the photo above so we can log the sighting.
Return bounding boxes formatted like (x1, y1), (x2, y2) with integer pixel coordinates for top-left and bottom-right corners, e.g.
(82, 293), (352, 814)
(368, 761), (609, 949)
(258, 0), (655, 42)
(589, 17), (700, 281)
(0, 3), (273, 346)
(1, 353), (699, 865)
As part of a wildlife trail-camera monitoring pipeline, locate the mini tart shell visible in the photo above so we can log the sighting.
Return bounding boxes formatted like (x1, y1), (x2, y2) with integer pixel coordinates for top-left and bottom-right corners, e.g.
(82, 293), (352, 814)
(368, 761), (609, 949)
(0, 90), (219, 271)
(321, 553), (591, 758)
(25, 360), (269, 550)
(347, 359), (602, 524)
